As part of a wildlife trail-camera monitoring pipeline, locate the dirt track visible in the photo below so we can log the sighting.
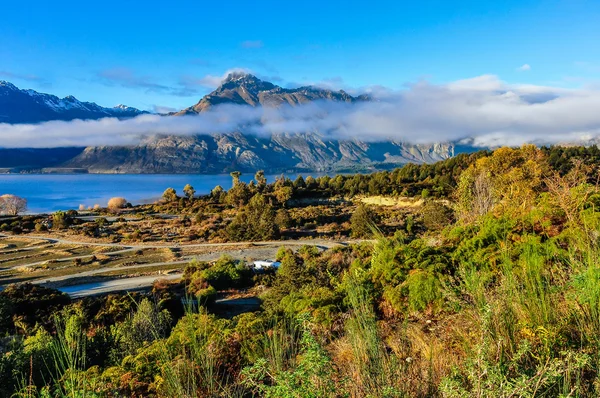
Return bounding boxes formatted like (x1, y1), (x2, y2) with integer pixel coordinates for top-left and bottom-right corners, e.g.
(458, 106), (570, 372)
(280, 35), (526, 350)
(0, 233), (361, 297)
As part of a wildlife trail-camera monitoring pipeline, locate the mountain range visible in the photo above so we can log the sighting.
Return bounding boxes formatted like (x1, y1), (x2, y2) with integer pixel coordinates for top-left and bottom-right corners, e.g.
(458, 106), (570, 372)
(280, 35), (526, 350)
(0, 74), (456, 173)
(0, 80), (146, 123)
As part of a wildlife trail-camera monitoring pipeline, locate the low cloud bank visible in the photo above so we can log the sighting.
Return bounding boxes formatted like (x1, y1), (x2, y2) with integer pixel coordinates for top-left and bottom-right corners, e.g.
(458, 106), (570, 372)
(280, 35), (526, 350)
(2, 75), (599, 148)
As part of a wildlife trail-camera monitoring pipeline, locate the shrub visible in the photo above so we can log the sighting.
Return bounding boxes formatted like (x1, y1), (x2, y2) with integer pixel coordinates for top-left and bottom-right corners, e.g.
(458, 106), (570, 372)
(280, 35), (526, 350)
(200, 255), (251, 290)
(162, 188), (177, 202)
(196, 285), (217, 305)
(421, 201), (454, 231)
(107, 197), (128, 212)
(53, 211), (73, 229)
(405, 268), (442, 312)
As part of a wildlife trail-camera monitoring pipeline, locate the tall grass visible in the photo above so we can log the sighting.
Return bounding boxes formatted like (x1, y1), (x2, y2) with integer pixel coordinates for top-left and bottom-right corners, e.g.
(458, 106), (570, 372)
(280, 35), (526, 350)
(343, 279), (407, 397)
(49, 314), (89, 397)
(442, 230), (599, 396)
(157, 310), (222, 397)
(130, 297), (235, 398)
(13, 311), (96, 398)
(243, 316), (302, 374)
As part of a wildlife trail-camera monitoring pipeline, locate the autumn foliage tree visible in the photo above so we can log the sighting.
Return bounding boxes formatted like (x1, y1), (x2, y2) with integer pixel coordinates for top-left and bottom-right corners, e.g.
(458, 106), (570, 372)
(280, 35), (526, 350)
(455, 145), (547, 223)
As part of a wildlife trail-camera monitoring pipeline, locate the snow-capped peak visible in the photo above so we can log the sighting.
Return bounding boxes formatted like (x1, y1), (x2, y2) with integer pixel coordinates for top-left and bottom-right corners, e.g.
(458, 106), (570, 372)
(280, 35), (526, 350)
(0, 80), (18, 90)
(0, 80), (146, 122)
(114, 104), (132, 110)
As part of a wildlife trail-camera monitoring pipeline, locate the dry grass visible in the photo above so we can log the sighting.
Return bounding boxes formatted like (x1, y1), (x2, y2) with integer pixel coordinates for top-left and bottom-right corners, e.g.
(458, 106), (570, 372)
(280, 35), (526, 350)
(360, 195), (424, 207)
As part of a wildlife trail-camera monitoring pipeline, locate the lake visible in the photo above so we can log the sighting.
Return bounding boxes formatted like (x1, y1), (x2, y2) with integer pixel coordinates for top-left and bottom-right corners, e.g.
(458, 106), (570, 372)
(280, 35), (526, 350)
(0, 173), (311, 214)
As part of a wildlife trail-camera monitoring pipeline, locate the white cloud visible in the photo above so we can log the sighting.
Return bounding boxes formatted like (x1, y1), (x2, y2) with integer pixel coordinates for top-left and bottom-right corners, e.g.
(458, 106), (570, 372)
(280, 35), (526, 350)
(447, 75), (504, 91)
(517, 64), (531, 71)
(2, 74), (600, 149)
(179, 68), (252, 90)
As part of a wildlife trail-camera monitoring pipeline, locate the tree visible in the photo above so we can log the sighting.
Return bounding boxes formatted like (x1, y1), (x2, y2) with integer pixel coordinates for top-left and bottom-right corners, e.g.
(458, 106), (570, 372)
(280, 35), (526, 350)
(162, 187), (178, 202)
(318, 175), (331, 190)
(0, 194), (27, 216)
(255, 170), (267, 192)
(350, 204), (376, 238)
(183, 184), (196, 200)
(275, 251), (308, 291)
(211, 185), (226, 203)
(230, 171), (242, 186)
(294, 175), (306, 189)
(117, 298), (171, 355)
(226, 182), (252, 207)
(275, 208), (293, 229)
(107, 197), (127, 212)
(274, 186), (293, 207)
(545, 160), (595, 225)
(305, 176), (318, 190)
(226, 194), (279, 241)
(454, 145), (546, 223)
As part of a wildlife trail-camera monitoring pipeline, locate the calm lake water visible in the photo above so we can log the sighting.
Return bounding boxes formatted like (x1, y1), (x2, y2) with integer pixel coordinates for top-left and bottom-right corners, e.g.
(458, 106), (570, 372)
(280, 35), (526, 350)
(0, 173), (308, 214)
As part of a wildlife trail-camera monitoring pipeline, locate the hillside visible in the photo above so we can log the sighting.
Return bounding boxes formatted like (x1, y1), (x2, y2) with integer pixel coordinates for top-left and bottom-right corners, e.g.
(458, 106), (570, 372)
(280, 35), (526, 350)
(2, 146), (600, 397)
(62, 133), (454, 174)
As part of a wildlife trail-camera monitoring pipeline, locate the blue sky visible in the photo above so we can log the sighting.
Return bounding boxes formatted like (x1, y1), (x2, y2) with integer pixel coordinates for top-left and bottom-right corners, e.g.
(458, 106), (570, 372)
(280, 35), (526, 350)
(1, 0), (599, 111)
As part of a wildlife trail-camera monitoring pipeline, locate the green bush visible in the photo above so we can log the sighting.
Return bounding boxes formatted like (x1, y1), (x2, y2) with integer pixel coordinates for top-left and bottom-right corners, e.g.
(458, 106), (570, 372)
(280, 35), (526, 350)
(405, 268), (442, 312)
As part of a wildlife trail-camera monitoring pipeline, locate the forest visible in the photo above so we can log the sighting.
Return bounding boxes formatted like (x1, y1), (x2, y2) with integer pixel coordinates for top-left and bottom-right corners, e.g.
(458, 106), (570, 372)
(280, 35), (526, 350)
(2, 144), (600, 397)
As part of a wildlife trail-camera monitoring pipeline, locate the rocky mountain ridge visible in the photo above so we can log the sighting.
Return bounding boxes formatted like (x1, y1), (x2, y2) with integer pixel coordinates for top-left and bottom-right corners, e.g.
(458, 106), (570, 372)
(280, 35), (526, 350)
(176, 72), (370, 114)
(0, 74), (456, 173)
(62, 133), (455, 174)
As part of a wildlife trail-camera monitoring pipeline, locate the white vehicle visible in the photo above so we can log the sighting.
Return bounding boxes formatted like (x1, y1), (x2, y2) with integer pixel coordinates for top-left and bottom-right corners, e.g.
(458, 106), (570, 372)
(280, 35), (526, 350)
(252, 260), (281, 270)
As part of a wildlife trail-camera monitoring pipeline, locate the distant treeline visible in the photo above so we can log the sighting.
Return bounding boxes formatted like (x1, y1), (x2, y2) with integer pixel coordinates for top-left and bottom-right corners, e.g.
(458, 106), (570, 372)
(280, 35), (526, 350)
(219, 145), (600, 201)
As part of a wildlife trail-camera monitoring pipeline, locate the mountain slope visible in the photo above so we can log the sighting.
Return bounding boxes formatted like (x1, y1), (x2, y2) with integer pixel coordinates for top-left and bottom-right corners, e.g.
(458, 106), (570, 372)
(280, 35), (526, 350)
(63, 133), (454, 174)
(0, 74), (456, 173)
(0, 81), (146, 123)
